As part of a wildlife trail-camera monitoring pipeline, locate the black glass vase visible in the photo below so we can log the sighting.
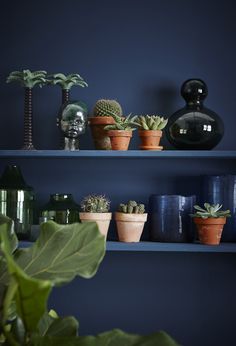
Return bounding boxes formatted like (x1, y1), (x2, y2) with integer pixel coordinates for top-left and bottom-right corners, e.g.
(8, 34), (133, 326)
(166, 79), (224, 150)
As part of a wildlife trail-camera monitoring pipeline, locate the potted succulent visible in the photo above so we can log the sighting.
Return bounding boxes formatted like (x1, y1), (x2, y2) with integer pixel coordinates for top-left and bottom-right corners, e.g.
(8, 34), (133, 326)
(49, 73), (88, 105)
(115, 200), (147, 242)
(79, 194), (112, 239)
(191, 203), (231, 245)
(136, 115), (168, 150)
(89, 99), (123, 150)
(6, 69), (47, 150)
(104, 113), (138, 150)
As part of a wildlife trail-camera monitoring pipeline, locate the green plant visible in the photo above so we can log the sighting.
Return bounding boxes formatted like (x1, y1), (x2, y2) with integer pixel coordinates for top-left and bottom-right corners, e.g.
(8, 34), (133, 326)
(104, 113), (138, 131)
(93, 99), (122, 117)
(6, 70), (47, 88)
(136, 115), (168, 130)
(118, 201), (145, 214)
(80, 194), (110, 213)
(49, 73), (88, 90)
(0, 214), (178, 346)
(190, 203), (231, 218)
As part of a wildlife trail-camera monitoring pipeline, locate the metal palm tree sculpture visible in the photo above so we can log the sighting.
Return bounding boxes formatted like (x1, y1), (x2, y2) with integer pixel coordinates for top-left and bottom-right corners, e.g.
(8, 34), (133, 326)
(6, 69), (47, 150)
(49, 73), (88, 104)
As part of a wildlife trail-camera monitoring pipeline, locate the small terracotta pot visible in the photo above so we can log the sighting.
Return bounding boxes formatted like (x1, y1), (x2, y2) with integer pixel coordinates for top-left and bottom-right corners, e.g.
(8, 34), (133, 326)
(79, 212), (112, 239)
(194, 217), (226, 245)
(115, 212), (148, 242)
(107, 130), (132, 150)
(89, 117), (115, 150)
(139, 130), (163, 150)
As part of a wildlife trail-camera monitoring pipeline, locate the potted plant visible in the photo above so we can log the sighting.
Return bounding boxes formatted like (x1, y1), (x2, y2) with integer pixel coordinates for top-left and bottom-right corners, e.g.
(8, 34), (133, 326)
(0, 215), (178, 345)
(115, 200), (147, 242)
(89, 99), (123, 150)
(104, 113), (138, 150)
(6, 69), (47, 150)
(191, 203), (231, 245)
(49, 73), (88, 105)
(79, 194), (112, 239)
(136, 115), (168, 150)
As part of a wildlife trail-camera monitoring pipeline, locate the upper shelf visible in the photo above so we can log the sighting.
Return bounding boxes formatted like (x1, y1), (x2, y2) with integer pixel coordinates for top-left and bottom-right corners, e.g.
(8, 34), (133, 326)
(1, 150), (236, 159)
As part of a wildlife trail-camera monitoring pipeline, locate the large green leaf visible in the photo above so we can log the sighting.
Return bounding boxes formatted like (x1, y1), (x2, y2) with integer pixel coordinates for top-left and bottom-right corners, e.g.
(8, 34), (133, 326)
(38, 310), (78, 337)
(0, 227), (52, 333)
(16, 221), (106, 285)
(30, 329), (179, 346)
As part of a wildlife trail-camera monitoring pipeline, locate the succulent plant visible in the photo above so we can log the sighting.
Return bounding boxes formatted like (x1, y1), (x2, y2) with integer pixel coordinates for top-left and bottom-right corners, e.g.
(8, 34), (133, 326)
(136, 115), (168, 130)
(190, 203), (231, 219)
(93, 99), (123, 117)
(49, 73), (88, 90)
(6, 69), (47, 88)
(104, 113), (138, 131)
(80, 194), (110, 213)
(118, 201), (145, 214)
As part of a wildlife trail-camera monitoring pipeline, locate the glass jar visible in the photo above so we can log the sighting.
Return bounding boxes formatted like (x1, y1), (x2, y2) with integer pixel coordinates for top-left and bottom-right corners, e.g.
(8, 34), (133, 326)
(41, 193), (80, 224)
(0, 165), (34, 240)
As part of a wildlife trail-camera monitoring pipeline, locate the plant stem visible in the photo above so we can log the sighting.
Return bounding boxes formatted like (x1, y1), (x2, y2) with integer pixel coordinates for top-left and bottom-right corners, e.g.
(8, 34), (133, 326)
(22, 88), (35, 150)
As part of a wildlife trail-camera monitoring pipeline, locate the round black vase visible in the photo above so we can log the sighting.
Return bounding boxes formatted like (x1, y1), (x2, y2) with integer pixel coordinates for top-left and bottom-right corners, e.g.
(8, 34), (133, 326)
(166, 79), (224, 150)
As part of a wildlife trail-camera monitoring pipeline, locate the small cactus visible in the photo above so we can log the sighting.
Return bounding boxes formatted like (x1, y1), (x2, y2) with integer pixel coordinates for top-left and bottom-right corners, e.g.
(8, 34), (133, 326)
(80, 194), (110, 213)
(190, 203), (231, 219)
(104, 113), (138, 131)
(118, 201), (145, 214)
(136, 115), (168, 130)
(93, 99), (122, 117)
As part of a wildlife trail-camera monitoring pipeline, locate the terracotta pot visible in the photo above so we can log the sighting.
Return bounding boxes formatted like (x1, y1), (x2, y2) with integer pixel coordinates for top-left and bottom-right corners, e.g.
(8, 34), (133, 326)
(89, 117), (115, 150)
(139, 130), (163, 150)
(107, 130), (132, 150)
(115, 212), (147, 242)
(79, 212), (112, 239)
(194, 217), (226, 245)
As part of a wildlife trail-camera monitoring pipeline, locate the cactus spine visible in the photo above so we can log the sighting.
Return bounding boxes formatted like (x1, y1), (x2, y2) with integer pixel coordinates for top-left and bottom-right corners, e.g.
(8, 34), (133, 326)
(80, 194), (110, 213)
(93, 99), (122, 117)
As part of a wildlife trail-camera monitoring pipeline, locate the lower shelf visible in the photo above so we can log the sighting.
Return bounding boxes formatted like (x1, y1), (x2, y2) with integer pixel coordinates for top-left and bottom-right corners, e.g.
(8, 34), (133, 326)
(19, 241), (236, 253)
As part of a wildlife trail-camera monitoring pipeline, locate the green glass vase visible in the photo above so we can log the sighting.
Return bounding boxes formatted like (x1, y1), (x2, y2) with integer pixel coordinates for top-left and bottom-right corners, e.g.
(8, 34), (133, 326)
(0, 165), (34, 240)
(41, 193), (80, 224)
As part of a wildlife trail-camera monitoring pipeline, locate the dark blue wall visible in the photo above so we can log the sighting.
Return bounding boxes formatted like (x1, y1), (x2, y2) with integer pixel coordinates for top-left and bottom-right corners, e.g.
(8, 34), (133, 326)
(1, 0), (236, 150)
(1, 1), (236, 345)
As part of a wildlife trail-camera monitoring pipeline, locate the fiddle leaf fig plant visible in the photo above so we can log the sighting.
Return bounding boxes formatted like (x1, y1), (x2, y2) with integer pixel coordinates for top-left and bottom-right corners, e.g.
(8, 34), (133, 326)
(0, 215), (179, 346)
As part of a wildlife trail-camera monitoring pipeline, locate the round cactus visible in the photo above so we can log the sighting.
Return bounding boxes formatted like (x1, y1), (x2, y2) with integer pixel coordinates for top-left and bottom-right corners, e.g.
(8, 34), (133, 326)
(93, 99), (122, 117)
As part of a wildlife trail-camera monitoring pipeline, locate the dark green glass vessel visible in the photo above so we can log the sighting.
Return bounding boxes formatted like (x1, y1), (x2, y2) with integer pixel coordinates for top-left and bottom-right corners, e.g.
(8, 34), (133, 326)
(41, 193), (80, 224)
(0, 165), (34, 240)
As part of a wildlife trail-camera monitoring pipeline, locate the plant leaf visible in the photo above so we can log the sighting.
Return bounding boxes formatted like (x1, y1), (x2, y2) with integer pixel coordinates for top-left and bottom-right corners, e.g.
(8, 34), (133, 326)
(46, 316), (78, 337)
(0, 227), (52, 333)
(30, 329), (179, 346)
(16, 221), (106, 285)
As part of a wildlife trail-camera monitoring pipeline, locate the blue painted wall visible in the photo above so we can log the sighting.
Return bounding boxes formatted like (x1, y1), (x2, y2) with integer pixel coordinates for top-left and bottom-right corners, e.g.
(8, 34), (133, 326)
(1, 1), (236, 345)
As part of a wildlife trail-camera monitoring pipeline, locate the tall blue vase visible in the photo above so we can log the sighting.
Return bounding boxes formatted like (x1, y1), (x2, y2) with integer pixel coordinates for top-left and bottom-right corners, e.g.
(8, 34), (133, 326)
(148, 195), (196, 242)
(202, 175), (236, 241)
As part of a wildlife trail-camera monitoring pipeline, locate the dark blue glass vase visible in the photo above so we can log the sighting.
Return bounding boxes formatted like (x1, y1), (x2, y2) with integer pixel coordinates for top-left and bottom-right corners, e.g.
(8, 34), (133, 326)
(202, 175), (236, 241)
(148, 195), (196, 242)
(166, 79), (224, 150)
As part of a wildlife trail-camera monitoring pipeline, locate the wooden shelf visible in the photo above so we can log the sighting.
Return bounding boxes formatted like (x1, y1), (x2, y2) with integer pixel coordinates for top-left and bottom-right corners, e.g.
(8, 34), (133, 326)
(19, 240), (236, 253)
(0, 150), (236, 159)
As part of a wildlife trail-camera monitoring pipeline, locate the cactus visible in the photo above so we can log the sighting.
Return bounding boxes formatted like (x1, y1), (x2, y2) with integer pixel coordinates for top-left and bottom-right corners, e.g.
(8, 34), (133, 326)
(136, 115), (168, 130)
(80, 194), (110, 213)
(93, 99), (122, 117)
(190, 203), (231, 219)
(104, 113), (138, 131)
(118, 201), (145, 214)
